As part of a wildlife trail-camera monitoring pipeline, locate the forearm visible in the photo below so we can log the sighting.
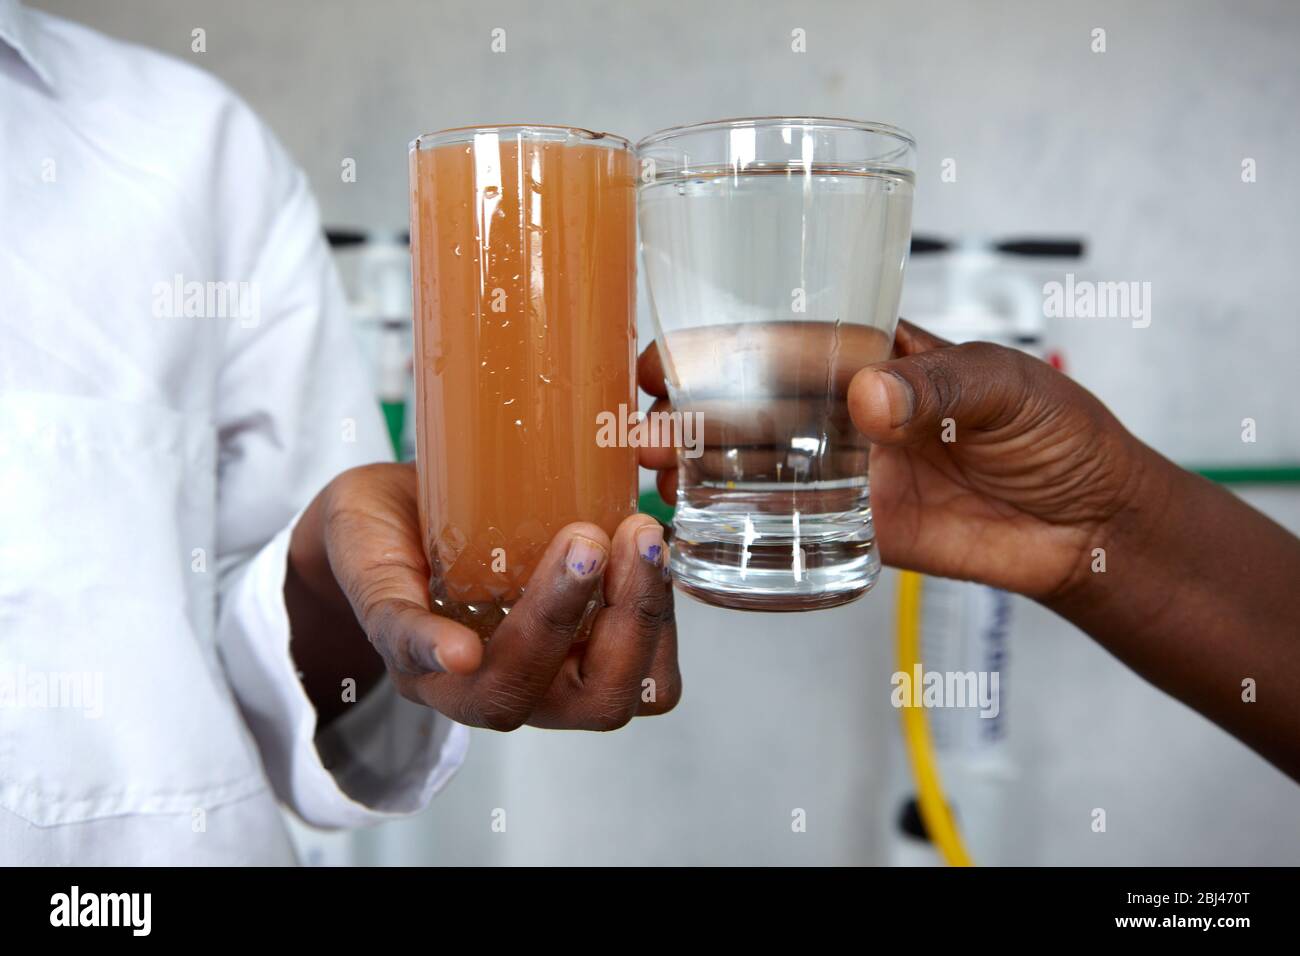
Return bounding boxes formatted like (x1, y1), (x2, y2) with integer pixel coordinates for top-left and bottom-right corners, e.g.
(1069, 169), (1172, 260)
(1048, 446), (1300, 778)
(285, 495), (387, 727)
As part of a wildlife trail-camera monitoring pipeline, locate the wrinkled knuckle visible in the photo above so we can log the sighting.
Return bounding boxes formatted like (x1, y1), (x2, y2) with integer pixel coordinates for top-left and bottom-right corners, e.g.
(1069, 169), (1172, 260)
(586, 690), (637, 731)
(481, 709), (528, 733)
(927, 359), (963, 416)
(630, 589), (666, 634)
(1008, 352), (1039, 405)
(476, 700), (529, 732)
(530, 599), (582, 642)
(981, 344), (1039, 427)
(475, 676), (535, 732)
(592, 710), (634, 732)
(322, 502), (372, 556)
(322, 496), (355, 538)
(358, 588), (402, 645)
(1010, 345), (1047, 392)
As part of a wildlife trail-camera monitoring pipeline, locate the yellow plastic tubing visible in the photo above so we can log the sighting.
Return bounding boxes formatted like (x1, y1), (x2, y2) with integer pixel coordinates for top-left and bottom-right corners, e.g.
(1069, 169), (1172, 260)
(895, 570), (975, 867)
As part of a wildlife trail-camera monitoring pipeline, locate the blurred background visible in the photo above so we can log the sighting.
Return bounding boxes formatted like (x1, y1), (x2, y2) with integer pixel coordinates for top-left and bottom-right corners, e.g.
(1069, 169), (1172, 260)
(34, 0), (1300, 864)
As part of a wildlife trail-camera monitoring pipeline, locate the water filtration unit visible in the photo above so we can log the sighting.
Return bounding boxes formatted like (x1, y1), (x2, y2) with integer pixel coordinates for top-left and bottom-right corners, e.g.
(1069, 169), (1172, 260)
(328, 229), (416, 459)
(889, 236), (1084, 866)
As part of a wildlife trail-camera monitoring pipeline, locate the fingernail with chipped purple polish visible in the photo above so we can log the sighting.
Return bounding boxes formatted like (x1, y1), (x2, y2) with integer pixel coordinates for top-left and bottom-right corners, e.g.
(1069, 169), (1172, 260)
(565, 535), (608, 580)
(636, 523), (665, 567)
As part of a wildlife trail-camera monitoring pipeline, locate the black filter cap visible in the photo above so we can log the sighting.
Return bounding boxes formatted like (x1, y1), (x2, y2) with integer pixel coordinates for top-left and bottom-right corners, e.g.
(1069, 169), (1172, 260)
(896, 795), (963, 843)
(910, 236), (952, 255)
(324, 227), (369, 248)
(994, 238), (1086, 259)
(898, 796), (930, 842)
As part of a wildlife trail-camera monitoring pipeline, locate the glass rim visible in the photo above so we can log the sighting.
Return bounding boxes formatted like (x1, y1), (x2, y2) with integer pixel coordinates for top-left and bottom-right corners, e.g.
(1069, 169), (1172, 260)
(410, 124), (632, 152)
(635, 115), (916, 152)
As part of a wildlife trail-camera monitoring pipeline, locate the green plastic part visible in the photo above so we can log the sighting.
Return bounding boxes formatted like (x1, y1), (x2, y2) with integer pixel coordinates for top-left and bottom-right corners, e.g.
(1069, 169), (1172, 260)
(637, 489), (675, 524)
(381, 401), (406, 459)
(1189, 465), (1300, 485)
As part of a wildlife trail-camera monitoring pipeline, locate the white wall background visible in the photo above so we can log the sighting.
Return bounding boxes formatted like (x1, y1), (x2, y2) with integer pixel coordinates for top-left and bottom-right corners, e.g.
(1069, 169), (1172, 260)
(35, 0), (1300, 864)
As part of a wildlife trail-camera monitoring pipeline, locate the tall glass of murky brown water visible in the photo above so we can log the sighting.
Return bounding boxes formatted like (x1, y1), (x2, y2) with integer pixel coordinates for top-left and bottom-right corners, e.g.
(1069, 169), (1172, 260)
(409, 125), (638, 638)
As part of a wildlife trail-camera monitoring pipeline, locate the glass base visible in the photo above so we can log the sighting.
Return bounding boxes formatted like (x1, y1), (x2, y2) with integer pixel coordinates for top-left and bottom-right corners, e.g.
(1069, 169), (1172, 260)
(669, 492), (880, 612)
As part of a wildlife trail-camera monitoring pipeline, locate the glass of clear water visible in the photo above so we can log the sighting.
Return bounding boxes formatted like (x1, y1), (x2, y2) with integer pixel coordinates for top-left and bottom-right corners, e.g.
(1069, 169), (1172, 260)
(637, 116), (916, 611)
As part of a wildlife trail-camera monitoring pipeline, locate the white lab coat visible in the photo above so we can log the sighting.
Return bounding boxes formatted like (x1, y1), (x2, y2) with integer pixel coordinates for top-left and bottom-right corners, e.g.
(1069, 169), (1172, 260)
(0, 1), (467, 864)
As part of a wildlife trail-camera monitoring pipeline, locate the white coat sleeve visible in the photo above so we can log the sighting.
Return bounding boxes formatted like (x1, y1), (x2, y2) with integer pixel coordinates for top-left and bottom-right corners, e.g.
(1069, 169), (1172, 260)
(207, 118), (467, 828)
